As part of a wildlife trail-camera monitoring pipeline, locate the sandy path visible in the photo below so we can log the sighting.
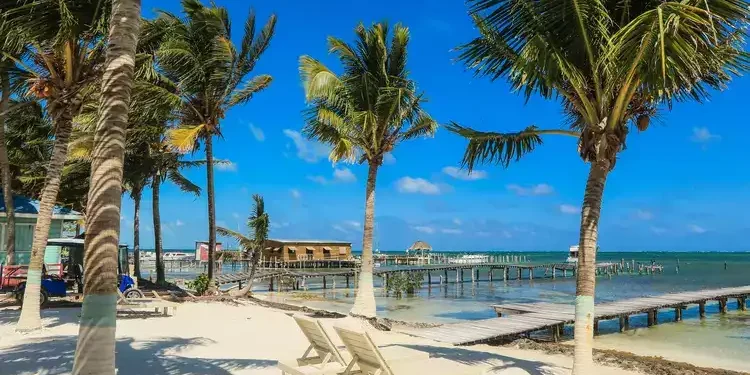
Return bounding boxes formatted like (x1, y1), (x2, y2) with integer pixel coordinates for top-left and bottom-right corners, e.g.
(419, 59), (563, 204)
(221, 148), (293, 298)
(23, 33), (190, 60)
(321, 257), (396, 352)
(0, 301), (640, 375)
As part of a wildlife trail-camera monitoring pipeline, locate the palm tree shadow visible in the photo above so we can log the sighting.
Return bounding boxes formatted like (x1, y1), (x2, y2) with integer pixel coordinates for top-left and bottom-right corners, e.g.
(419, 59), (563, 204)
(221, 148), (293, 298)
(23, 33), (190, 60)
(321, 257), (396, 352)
(398, 344), (564, 375)
(0, 335), (277, 374)
(0, 306), (82, 328)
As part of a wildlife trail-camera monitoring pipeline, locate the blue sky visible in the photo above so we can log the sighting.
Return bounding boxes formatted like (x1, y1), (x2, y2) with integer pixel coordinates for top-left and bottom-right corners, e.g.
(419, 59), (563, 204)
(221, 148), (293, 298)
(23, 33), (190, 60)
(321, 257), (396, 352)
(121, 0), (750, 252)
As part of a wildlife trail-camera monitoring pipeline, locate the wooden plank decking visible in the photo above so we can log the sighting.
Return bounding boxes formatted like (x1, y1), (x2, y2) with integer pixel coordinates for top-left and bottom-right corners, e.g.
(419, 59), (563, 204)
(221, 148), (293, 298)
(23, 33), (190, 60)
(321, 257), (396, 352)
(404, 286), (750, 346)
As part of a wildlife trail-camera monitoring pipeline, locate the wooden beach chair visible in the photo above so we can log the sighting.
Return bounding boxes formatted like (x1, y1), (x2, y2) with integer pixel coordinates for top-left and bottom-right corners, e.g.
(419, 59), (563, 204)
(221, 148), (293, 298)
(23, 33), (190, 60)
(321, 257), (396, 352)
(277, 316), (428, 375)
(116, 289), (178, 316)
(333, 326), (481, 375)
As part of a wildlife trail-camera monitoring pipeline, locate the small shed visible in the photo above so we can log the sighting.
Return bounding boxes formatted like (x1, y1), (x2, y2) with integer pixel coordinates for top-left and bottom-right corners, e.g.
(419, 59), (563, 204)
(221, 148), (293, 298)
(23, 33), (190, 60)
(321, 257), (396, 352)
(263, 239), (352, 262)
(0, 195), (83, 265)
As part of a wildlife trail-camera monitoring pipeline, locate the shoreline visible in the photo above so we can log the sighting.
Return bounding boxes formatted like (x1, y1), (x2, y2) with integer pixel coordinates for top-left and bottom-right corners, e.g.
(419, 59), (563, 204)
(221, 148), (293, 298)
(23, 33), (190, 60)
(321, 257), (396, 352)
(250, 295), (748, 374)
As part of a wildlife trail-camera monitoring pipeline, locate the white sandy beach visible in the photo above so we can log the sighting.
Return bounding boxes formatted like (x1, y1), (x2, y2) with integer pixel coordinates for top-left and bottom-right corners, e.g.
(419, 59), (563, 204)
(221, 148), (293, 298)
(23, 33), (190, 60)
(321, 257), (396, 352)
(0, 300), (644, 375)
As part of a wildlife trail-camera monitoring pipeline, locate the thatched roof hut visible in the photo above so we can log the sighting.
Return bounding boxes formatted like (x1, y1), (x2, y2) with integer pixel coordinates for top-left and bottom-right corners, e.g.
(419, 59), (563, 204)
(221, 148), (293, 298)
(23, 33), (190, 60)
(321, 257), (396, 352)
(407, 240), (432, 253)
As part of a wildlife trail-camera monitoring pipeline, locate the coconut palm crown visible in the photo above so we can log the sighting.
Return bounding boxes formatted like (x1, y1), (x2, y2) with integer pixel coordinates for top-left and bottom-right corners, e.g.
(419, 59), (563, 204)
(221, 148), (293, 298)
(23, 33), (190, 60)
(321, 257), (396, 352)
(299, 22), (437, 317)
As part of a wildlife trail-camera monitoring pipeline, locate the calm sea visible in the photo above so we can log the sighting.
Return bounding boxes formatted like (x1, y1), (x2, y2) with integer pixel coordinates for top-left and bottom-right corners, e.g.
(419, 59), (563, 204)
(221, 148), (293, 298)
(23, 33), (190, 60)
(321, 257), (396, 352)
(268, 251), (750, 371)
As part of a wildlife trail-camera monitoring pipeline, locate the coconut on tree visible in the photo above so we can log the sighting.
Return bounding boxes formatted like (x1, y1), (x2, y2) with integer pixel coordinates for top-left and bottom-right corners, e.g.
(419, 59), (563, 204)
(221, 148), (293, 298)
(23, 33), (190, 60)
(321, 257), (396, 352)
(148, 0), (276, 288)
(299, 22), (438, 318)
(449, 0), (749, 372)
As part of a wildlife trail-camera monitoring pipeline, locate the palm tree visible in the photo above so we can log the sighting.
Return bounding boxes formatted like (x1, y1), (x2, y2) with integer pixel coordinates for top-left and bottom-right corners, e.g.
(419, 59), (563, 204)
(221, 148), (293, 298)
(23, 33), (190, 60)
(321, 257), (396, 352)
(300, 22), (437, 317)
(70, 0), (141, 372)
(449, 0), (748, 371)
(150, 143), (202, 284)
(150, 0), (276, 287)
(0, 61), (14, 265)
(9, 0), (111, 332)
(217, 194), (268, 296)
(122, 151), (151, 280)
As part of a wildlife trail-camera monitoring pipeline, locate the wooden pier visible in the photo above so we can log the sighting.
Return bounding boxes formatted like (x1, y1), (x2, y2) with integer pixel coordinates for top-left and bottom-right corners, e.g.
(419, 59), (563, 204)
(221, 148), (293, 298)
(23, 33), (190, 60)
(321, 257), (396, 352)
(213, 260), (663, 293)
(404, 285), (750, 345)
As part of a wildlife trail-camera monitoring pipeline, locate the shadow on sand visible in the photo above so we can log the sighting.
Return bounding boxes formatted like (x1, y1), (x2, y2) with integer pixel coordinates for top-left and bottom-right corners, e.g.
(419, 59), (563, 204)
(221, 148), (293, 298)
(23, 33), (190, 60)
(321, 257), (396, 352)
(0, 335), (277, 374)
(399, 344), (564, 375)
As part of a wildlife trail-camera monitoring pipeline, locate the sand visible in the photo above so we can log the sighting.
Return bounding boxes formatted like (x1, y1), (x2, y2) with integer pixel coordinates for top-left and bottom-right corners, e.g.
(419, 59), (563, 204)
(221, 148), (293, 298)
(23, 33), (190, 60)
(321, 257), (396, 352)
(0, 300), (643, 375)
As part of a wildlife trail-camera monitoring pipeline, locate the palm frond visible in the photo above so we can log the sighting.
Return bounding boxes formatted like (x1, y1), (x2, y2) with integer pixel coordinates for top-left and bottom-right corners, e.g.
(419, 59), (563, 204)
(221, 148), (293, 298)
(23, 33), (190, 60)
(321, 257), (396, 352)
(228, 74), (272, 106)
(166, 170), (201, 196)
(446, 122), (580, 170)
(216, 227), (254, 252)
(167, 124), (205, 153)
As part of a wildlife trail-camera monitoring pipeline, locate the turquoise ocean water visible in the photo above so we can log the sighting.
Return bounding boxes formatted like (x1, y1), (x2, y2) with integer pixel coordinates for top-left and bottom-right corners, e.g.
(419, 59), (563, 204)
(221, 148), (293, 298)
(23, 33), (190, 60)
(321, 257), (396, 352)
(267, 251), (750, 371)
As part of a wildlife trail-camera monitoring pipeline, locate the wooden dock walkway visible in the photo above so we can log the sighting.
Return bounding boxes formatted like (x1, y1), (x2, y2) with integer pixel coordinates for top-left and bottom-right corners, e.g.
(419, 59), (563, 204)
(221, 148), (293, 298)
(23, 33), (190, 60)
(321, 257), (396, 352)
(404, 285), (750, 346)
(214, 260), (663, 287)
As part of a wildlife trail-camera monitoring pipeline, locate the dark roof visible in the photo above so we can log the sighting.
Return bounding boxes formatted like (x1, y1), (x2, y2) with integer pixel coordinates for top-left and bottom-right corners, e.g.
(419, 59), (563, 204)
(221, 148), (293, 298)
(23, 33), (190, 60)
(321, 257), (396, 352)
(0, 194), (82, 218)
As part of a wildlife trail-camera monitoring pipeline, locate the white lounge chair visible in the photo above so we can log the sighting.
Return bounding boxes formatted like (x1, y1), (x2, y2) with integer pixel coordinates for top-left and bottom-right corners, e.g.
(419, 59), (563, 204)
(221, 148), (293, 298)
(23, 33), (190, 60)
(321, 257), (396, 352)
(334, 326), (481, 375)
(116, 289), (178, 316)
(277, 316), (428, 375)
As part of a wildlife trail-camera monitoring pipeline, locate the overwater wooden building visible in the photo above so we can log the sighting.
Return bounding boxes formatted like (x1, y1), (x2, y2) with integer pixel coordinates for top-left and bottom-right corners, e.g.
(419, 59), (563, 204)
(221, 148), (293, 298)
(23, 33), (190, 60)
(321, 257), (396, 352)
(262, 239), (352, 262)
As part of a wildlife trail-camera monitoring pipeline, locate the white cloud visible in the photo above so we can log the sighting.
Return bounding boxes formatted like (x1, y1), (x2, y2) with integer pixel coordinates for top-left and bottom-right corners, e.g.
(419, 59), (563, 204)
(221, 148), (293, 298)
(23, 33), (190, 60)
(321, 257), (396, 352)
(290, 189), (301, 199)
(307, 175), (328, 184)
(249, 124), (265, 142)
(396, 177), (442, 195)
(344, 221), (361, 229)
(650, 226), (667, 235)
(453, 218), (462, 226)
(413, 226), (435, 234)
(442, 166), (488, 181)
(441, 228), (463, 235)
(333, 225), (348, 233)
(283, 129), (331, 163)
(507, 183), (554, 196)
(270, 222), (289, 229)
(333, 168), (357, 183)
(688, 224), (707, 234)
(175, 220), (184, 227)
(308, 168), (357, 184)
(559, 204), (579, 214)
(232, 212), (241, 219)
(691, 127), (720, 143)
(635, 209), (653, 220)
(216, 161), (237, 172)
(383, 153), (396, 165)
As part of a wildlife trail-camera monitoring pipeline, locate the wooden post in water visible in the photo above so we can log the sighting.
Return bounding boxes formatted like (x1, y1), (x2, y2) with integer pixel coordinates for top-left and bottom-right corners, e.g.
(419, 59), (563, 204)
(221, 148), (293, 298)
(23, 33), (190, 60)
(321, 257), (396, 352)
(456, 269), (460, 283)
(269, 277), (274, 291)
(719, 298), (727, 313)
(699, 301), (706, 318)
(593, 320), (599, 335)
(647, 310), (655, 326)
(619, 316), (627, 332)
(489, 268), (494, 282)
(345, 275), (349, 288)
(529, 267), (533, 280)
(739, 297), (747, 311)
(517, 268), (522, 280)
(475, 268), (480, 281)
(674, 307), (681, 321)
(552, 267), (556, 279)
(427, 272), (432, 285)
(444, 269), (449, 283)
(503, 267), (508, 281)
(471, 268), (476, 283)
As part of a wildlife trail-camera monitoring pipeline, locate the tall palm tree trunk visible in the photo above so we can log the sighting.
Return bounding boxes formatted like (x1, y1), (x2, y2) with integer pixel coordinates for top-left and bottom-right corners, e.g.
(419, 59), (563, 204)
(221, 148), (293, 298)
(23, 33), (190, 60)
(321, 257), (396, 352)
(205, 135), (216, 287)
(0, 69), (14, 265)
(71, 1), (140, 373)
(350, 163), (379, 318)
(16, 110), (74, 332)
(234, 247), (263, 296)
(132, 186), (142, 279)
(572, 159), (610, 374)
(152, 178), (164, 284)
